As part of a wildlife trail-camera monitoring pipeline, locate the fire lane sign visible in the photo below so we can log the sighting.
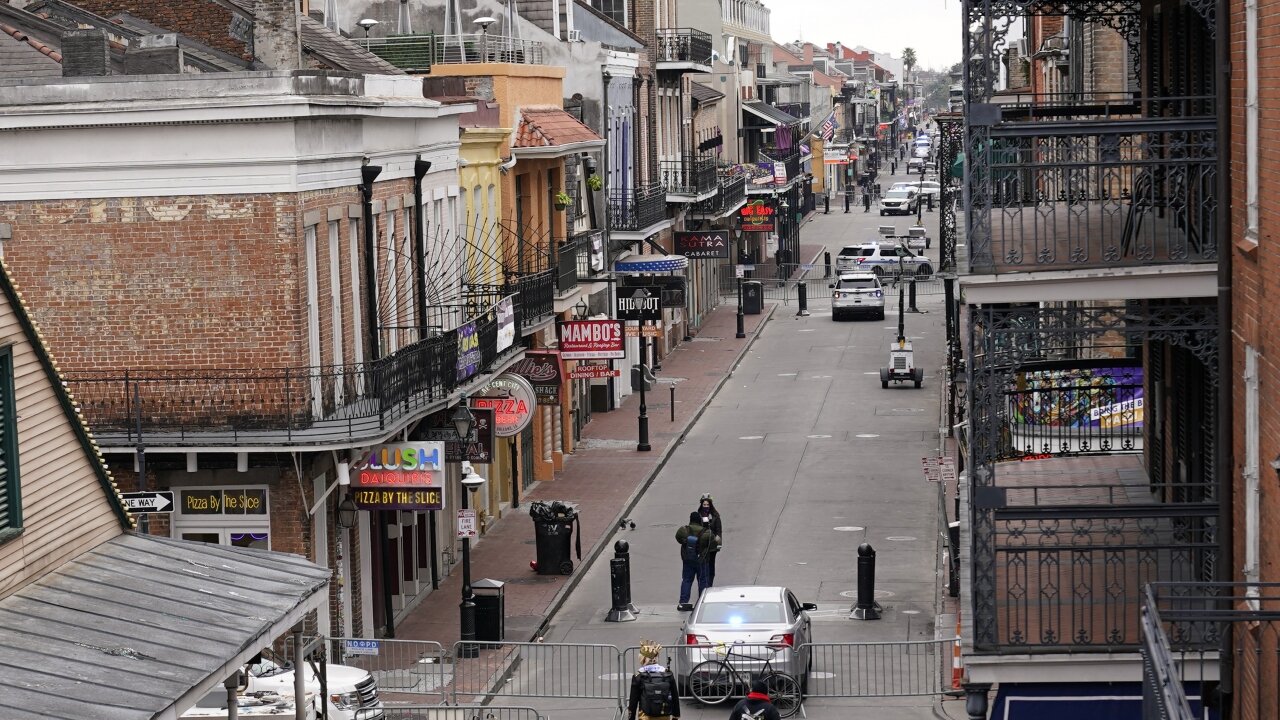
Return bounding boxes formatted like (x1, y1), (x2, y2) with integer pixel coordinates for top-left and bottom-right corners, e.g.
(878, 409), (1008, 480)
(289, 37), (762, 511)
(121, 491), (175, 513)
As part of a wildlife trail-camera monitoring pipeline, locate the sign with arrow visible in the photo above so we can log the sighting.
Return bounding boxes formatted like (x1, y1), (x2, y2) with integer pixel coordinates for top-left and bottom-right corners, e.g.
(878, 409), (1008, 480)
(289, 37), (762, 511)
(616, 286), (662, 322)
(121, 491), (175, 514)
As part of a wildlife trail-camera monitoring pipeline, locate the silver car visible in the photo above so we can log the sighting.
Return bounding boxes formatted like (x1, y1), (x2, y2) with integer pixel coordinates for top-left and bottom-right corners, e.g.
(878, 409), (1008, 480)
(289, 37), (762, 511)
(675, 585), (816, 691)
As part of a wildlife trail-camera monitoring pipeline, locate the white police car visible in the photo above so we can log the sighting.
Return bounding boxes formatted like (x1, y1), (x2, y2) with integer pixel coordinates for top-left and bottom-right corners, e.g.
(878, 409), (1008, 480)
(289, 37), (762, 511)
(834, 242), (933, 278)
(830, 273), (885, 320)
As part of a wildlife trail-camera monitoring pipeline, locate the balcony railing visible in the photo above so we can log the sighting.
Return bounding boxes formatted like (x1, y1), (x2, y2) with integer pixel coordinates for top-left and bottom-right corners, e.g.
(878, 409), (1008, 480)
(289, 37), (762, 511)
(692, 172), (747, 215)
(776, 102), (810, 120)
(508, 269), (554, 330)
(659, 155), (717, 198)
(608, 183), (668, 232)
(654, 28), (713, 67)
(353, 33), (545, 70)
(556, 237), (582, 293)
(966, 97), (1218, 274)
(759, 146), (800, 188)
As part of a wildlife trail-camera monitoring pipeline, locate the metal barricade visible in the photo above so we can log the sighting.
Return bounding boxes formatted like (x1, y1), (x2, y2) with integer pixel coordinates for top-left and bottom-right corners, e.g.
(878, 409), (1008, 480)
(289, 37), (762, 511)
(449, 641), (622, 704)
(621, 642), (808, 701)
(357, 706), (545, 720)
(800, 640), (953, 697)
(323, 637), (450, 701)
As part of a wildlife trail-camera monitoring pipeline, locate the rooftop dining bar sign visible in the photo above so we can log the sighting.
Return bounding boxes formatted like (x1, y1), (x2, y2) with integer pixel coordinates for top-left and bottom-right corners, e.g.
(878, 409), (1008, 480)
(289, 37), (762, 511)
(674, 230), (730, 259)
(351, 442), (445, 511)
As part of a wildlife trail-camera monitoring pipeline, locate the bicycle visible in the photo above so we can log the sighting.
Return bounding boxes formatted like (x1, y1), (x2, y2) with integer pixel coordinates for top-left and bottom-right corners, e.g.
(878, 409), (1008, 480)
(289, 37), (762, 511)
(685, 642), (802, 718)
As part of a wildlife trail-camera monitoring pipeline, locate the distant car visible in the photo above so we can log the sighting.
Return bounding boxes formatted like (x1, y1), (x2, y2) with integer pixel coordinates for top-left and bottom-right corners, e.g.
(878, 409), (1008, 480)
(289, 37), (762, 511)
(676, 585), (817, 694)
(880, 188), (919, 216)
(835, 242), (933, 278)
(830, 273), (885, 320)
(906, 157), (926, 174)
(889, 181), (941, 201)
(912, 145), (930, 159)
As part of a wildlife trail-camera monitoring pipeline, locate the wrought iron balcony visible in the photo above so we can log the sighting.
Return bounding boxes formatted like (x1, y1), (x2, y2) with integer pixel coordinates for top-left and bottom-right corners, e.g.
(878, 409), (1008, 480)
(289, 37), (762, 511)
(659, 155), (718, 200)
(776, 102), (810, 120)
(571, 229), (606, 278)
(758, 146), (800, 188)
(608, 183), (668, 233)
(692, 172), (747, 215)
(654, 28), (713, 70)
(353, 32), (545, 71)
(63, 295), (527, 448)
(508, 269), (555, 330)
(556, 237), (582, 293)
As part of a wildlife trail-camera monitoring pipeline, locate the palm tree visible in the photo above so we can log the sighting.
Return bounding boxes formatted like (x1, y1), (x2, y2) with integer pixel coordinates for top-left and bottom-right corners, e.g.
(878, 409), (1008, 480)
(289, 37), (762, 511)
(902, 47), (918, 81)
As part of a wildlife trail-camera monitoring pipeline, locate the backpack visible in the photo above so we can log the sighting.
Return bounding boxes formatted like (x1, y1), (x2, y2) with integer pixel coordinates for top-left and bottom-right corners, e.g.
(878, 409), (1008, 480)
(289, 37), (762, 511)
(682, 533), (700, 563)
(638, 669), (675, 717)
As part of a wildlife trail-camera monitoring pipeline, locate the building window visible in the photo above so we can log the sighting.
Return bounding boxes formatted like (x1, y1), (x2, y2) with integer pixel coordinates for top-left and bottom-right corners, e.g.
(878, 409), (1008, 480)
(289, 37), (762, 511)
(172, 486), (271, 550)
(0, 347), (19, 540)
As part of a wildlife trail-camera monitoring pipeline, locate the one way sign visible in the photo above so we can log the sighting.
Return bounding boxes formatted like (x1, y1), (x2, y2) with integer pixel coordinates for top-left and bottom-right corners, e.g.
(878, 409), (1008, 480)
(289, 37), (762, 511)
(121, 491), (175, 513)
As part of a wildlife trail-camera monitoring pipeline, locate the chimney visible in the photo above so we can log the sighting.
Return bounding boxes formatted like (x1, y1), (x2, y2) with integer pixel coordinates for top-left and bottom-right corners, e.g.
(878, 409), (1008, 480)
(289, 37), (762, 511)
(254, 0), (302, 69)
(125, 34), (185, 75)
(62, 28), (110, 77)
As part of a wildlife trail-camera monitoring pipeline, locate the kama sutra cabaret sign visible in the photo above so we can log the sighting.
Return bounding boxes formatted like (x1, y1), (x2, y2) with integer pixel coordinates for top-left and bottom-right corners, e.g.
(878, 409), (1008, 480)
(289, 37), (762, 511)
(674, 231), (730, 259)
(471, 373), (537, 437)
(558, 319), (625, 360)
(739, 200), (775, 232)
(509, 350), (562, 406)
(351, 442), (445, 511)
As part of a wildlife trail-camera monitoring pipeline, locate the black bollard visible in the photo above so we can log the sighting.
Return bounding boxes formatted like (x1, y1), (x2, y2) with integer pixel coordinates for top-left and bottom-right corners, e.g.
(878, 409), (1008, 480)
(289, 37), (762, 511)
(824, 195), (830, 214)
(927, 194), (934, 212)
(824, 251), (832, 278)
(670, 385), (675, 422)
(850, 543), (881, 620)
(796, 282), (809, 317)
(909, 277), (919, 312)
(605, 540), (638, 622)
(845, 193), (851, 213)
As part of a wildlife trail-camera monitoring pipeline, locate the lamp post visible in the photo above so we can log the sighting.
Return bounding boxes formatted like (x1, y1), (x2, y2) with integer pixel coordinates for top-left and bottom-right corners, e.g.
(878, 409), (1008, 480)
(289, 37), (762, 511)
(474, 16), (495, 62)
(357, 18), (379, 39)
(735, 230), (746, 339)
(451, 402), (485, 658)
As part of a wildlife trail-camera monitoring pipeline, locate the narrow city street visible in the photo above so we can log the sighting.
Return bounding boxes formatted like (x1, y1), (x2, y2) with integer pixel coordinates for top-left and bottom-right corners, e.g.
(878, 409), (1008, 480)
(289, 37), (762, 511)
(505, 167), (953, 719)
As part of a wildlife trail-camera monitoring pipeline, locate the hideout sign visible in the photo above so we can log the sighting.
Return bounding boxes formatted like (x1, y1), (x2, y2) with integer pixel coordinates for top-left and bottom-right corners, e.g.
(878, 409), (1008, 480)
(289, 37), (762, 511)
(616, 286), (662, 322)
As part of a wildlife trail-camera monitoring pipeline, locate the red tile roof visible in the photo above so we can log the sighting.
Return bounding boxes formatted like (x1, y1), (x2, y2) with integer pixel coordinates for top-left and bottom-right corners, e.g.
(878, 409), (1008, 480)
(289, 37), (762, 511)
(514, 107), (602, 149)
(0, 22), (63, 63)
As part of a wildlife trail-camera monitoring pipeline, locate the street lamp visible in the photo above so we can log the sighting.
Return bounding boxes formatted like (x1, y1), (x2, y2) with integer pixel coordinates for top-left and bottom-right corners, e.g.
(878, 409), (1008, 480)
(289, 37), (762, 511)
(735, 230), (746, 339)
(450, 398), (475, 439)
(458, 461), (487, 658)
(336, 494), (358, 530)
(357, 18), (379, 38)
(474, 16), (495, 61)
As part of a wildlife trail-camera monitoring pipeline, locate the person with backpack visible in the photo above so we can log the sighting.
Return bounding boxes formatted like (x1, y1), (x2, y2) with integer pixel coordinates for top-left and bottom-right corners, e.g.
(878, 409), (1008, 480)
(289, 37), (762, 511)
(691, 494), (723, 587)
(675, 517), (715, 611)
(627, 640), (680, 720)
(728, 678), (781, 720)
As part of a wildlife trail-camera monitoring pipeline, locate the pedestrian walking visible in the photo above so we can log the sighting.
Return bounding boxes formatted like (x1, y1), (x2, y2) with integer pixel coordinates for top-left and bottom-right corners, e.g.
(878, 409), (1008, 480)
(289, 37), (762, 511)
(774, 247), (789, 284)
(675, 517), (715, 611)
(691, 494), (723, 587)
(863, 190), (871, 213)
(728, 678), (781, 720)
(627, 640), (680, 720)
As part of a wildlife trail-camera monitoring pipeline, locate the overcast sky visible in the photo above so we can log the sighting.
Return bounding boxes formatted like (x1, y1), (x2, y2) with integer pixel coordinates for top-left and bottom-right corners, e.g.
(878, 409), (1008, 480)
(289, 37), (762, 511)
(766, 0), (963, 71)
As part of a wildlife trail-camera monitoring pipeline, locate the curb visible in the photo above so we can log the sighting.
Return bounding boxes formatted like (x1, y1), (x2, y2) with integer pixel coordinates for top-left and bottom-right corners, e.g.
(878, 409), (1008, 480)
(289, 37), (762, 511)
(529, 303), (779, 640)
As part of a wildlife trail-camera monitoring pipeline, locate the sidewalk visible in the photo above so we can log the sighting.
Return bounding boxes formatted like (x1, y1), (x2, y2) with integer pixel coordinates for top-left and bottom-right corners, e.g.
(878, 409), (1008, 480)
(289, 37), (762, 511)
(394, 295), (781, 645)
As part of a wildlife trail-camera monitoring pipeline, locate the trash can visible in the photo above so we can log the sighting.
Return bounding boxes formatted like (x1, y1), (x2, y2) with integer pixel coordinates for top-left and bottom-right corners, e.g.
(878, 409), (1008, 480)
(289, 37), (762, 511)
(473, 578), (506, 644)
(742, 281), (763, 315)
(530, 501), (581, 575)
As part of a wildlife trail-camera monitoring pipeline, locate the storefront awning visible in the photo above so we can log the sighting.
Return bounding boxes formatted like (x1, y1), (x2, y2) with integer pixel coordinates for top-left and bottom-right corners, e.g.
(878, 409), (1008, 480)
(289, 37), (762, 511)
(0, 533), (330, 720)
(614, 255), (690, 273)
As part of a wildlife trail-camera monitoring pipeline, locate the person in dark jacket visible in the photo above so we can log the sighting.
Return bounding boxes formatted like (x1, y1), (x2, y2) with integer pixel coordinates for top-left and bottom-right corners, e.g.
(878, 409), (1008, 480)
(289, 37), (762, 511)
(627, 640), (680, 720)
(728, 678), (781, 720)
(691, 494), (723, 587)
(675, 519), (715, 611)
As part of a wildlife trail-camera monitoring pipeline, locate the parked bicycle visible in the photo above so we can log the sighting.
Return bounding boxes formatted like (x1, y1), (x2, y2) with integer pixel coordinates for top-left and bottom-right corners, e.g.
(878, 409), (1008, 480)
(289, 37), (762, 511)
(686, 642), (802, 718)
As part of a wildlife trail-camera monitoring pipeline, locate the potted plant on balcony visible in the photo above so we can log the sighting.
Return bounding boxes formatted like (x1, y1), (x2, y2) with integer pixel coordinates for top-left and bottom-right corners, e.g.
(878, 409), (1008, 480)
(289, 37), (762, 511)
(587, 174), (604, 192)
(554, 190), (573, 211)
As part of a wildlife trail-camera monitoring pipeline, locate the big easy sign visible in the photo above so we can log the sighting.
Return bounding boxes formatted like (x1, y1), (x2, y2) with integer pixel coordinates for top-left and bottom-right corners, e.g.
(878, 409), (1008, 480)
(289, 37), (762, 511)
(739, 199), (775, 232)
(558, 319), (625, 360)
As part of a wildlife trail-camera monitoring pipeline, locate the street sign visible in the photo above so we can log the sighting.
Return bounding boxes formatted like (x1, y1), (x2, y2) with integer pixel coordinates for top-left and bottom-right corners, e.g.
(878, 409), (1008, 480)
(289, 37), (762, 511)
(616, 286), (662, 322)
(457, 509), (478, 539)
(121, 491), (174, 513)
(569, 364), (621, 379)
(343, 639), (380, 656)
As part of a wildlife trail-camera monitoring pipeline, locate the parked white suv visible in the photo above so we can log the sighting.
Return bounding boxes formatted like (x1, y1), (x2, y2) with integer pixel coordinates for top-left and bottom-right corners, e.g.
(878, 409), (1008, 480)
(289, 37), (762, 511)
(834, 242), (933, 278)
(830, 273), (885, 320)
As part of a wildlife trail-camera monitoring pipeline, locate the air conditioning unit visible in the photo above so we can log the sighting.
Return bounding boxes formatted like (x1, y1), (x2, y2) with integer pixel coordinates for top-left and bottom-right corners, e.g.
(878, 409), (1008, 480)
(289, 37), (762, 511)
(567, 29), (582, 42)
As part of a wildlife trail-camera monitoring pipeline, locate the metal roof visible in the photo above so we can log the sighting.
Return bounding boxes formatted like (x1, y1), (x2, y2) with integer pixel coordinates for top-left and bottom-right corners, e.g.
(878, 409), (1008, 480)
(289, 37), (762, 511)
(0, 533), (330, 720)
(742, 100), (802, 127)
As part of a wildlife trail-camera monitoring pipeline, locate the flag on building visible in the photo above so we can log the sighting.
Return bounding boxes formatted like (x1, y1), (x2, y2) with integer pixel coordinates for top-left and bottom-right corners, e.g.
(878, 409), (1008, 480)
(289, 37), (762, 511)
(818, 111), (839, 141)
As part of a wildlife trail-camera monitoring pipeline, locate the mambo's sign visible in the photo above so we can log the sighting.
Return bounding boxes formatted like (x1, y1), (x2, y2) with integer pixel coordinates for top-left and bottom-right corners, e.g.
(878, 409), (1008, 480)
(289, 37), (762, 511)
(351, 442), (445, 510)
(558, 319), (625, 359)
(674, 230), (730, 259)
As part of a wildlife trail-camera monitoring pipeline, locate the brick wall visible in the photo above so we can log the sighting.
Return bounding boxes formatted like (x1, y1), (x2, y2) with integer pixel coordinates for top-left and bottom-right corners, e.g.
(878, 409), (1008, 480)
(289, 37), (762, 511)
(71, 0), (253, 62)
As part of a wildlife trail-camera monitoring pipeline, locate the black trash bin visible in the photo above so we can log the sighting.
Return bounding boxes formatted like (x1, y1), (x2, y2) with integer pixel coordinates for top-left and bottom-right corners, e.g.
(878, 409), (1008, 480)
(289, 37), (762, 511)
(530, 501), (581, 575)
(742, 281), (763, 315)
(472, 578), (506, 644)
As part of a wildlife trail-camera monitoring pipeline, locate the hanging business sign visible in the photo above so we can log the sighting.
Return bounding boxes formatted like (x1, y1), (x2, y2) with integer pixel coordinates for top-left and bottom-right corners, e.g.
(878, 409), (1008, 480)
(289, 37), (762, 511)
(558, 319), (625, 359)
(569, 363), (621, 379)
(622, 276), (686, 309)
(418, 407), (496, 464)
(616, 285), (663, 321)
(496, 298), (516, 353)
(456, 320), (482, 382)
(739, 199), (775, 232)
(472, 373), (537, 437)
(351, 442), (445, 511)
(674, 231), (730, 259)
(509, 350), (562, 406)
